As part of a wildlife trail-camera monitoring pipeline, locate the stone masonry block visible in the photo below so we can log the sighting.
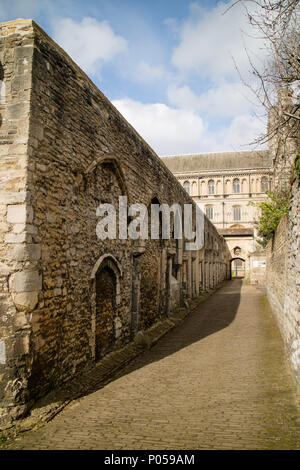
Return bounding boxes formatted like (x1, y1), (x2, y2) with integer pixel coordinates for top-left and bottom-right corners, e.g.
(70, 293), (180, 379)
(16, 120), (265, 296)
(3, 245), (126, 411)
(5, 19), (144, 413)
(7, 204), (33, 224)
(5, 233), (31, 244)
(14, 45), (34, 59)
(11, 292), (39, 312)
(7, 102), (29, 119)
(12, 244), (41, 261)
(10, 271), (42, 293)
(0, 192), (26, 204)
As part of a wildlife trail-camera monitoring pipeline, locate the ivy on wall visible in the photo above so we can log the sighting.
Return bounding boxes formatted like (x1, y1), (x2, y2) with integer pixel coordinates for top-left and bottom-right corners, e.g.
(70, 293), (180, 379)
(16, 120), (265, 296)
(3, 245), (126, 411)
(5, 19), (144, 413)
(251, 190), (290, 247)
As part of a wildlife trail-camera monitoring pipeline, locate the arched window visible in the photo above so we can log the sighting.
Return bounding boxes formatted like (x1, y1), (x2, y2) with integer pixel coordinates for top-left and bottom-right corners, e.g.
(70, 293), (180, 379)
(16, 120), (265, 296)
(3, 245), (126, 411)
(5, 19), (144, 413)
(208, 180), (215, 195)
(233, 178), (240, 193)
(234, 246), (241, 256)
(206, 205), (213, 220)
(233, 206), (241, 221)
(256, 178), (260, 192)
(201, 180), (206, 195)
(191, 181), (197, 196)
(225, 180), (231, 194)
(261, 177), (268, 192)
(183, 181), (190, 195)
(242, 179), (247, 193)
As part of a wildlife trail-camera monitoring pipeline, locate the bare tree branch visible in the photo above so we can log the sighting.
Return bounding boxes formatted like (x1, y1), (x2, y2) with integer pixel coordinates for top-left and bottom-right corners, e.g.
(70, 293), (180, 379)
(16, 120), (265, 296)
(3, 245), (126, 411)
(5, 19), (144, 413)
(226, 0), (300, 150)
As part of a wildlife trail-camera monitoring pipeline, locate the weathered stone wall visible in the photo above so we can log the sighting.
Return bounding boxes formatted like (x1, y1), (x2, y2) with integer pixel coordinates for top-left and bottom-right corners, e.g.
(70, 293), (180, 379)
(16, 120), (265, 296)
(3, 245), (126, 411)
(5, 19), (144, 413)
(285, 176), (300, 385)
(0, 19), (35, 423)
(268, 89), (299, 190)
(249, 252), (266, 285)
(266, 194), (300, 388)
(0, 19), (230, 426)
(266, 216), (288, 325)
(266, 89), (300, 389)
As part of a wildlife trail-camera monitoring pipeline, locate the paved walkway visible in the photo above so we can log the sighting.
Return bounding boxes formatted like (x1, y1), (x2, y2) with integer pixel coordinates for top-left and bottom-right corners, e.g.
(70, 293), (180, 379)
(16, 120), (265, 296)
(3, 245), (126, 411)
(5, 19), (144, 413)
(6, 280), (300, 449)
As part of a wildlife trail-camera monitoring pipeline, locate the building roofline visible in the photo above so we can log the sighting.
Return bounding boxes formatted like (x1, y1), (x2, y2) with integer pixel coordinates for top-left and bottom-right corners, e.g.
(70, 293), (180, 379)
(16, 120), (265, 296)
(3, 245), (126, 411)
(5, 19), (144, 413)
(173, 167), (274, 175)
(160, 149), (269, 158)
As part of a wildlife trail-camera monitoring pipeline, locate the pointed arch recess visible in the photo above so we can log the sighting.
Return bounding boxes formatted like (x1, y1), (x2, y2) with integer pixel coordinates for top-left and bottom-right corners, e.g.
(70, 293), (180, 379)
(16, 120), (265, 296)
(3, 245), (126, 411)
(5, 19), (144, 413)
(85, 154), (130, 203)
(90, 253), (122, 280)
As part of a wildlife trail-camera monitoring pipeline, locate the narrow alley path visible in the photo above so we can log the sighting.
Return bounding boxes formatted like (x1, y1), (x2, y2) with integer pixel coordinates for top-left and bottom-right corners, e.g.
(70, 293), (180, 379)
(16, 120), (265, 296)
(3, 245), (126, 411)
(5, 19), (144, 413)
(6, 280), (300, 449)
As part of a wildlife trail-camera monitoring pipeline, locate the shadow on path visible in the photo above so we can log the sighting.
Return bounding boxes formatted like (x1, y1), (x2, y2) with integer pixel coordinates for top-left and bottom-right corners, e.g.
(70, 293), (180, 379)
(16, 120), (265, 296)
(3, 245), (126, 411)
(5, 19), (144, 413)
(7, 280), (242, 429)
(114, 279), (242, 378)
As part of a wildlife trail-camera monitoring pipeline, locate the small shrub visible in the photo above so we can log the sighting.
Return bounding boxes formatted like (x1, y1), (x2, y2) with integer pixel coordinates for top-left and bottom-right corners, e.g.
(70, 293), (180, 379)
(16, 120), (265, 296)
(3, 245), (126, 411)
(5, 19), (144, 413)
(251, 190), (290, 247)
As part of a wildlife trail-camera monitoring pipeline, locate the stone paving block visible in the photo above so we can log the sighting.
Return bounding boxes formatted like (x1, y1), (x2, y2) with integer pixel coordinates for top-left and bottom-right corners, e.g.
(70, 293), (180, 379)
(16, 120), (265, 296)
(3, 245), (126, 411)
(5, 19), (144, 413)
(2, 280), (300, 450)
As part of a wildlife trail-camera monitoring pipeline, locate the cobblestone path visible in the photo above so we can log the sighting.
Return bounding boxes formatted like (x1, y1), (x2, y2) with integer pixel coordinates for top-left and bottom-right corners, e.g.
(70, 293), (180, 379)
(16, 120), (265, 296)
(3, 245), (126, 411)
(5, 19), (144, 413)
(6, 280), (300, 449)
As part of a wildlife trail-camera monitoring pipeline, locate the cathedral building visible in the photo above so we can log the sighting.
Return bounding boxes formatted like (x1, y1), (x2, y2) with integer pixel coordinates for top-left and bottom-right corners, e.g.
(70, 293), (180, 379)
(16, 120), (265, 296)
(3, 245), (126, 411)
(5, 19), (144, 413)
(162, 150), (273, 283)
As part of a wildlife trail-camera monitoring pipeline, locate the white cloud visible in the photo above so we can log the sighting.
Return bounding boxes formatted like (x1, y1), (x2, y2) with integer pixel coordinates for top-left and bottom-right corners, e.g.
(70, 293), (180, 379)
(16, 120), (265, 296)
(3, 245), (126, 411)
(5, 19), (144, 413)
(112, 98), (206, 155)
(216, 113), (267, 151)
(52, 17), (128, 75)
(171, 1), (268, 82)
(135, 61), (170, 83)
(167, 82), (256, 117)
(165, 1), (269, 139)
(112, 97), (266, 155)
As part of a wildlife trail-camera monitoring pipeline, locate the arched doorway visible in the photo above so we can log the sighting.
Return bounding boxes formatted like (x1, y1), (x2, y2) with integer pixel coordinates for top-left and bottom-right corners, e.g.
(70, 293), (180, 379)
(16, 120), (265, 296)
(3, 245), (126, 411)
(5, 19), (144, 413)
(90, 254), (122, 361)
(231, 257), (245, 278)
(95, 265), (116, 360)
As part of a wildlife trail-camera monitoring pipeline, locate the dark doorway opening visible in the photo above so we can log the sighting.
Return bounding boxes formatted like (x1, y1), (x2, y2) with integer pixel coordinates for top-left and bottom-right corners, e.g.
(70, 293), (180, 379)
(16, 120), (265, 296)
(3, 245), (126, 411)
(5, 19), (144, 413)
(95, 265), (116, 360)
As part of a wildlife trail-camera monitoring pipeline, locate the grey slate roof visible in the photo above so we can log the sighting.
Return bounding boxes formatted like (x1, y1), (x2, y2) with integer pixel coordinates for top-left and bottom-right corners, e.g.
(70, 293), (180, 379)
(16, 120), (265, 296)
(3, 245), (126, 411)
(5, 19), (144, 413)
(161, 150), (271, 173)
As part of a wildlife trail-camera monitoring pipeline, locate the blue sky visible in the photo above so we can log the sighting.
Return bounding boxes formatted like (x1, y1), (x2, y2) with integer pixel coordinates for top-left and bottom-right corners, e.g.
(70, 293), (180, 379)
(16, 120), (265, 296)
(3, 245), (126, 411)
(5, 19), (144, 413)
(0, 0), (268, 155)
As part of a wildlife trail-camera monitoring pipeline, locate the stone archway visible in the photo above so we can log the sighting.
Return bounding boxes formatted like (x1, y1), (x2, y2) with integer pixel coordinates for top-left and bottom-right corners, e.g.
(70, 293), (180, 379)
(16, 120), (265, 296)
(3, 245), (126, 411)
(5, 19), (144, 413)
(90, 254), (122, 361)
(230, 257), (245, 279)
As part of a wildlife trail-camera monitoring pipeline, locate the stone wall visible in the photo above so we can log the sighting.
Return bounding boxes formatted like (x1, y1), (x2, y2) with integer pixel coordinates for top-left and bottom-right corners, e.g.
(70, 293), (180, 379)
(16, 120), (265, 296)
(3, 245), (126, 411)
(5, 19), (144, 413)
(285, 176), (300, 386)
(268, 89), (299, 190)
(0, 19), (35, 424)
(249, 252), (266, 285)
(266, 88), (300, 389)
(0, 19), (230, 426)
(266, 216), (288, 324)
(266, 190), (300, 388)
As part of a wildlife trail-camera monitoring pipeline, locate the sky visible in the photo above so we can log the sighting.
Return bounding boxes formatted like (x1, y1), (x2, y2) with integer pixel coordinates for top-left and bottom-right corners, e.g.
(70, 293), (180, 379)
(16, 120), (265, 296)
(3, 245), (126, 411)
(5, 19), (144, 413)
(0, 0), (269, 155)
